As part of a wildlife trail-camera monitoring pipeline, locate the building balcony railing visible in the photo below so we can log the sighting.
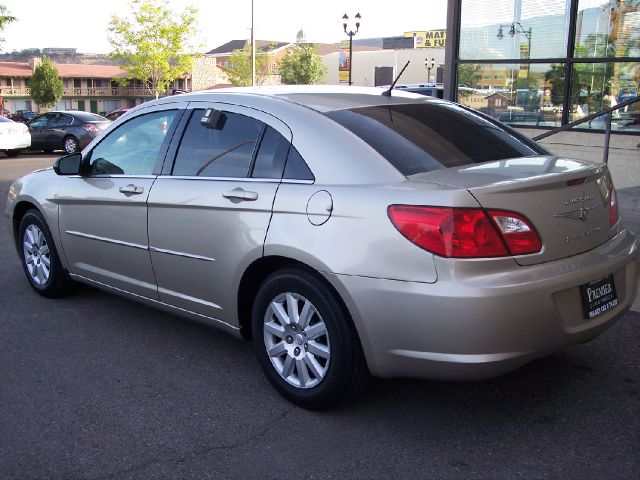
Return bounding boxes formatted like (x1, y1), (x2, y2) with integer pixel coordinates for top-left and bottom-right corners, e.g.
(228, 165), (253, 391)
(62, 87), (153, 97)
(0, 86), (154, 97)
(0, 86), (30, 96)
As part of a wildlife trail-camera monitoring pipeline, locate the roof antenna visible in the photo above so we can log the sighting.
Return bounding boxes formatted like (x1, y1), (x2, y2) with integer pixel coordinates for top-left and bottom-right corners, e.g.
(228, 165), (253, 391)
(382, 60), (410, 97)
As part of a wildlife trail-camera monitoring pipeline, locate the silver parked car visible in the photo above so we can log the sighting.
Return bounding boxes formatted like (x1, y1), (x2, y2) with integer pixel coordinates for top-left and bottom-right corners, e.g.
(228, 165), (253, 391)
(6, 86), (639, 409)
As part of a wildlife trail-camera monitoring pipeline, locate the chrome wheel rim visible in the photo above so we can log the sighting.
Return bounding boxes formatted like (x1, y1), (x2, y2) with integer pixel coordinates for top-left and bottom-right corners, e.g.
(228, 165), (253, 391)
(64, 138), (77, 153)
(23, 224), (51, 286)
(263, 292), (330, 389)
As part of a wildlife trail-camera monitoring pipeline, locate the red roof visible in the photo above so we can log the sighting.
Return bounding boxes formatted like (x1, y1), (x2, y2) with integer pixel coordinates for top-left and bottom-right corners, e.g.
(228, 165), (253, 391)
(0, 61), (128, 79)
(0, 62), (32, 77)
(54, 63), (127, 79)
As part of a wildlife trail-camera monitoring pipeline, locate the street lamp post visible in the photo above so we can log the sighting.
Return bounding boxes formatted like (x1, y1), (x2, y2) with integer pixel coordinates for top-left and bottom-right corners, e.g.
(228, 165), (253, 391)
(497, 22), (532, 62)
(342, 12), (361, 86)
(425, 57), (435, 83)
(497, 22), (533, 102)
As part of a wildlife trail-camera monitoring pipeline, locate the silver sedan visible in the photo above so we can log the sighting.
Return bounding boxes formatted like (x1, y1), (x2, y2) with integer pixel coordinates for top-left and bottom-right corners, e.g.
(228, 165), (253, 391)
(6, 86), (639, 409)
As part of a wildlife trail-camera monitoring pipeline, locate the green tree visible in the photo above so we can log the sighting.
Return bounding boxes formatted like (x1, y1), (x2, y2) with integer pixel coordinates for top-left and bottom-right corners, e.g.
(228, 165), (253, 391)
(0, 4), (16, 49)
(545, 64), (566, 105)
(457, 64), (482, 99)
(29, 57), (64, 109)
(278, 44), (327, 85)
(108, 0), (198, 98)
(225, 44), (272, 87)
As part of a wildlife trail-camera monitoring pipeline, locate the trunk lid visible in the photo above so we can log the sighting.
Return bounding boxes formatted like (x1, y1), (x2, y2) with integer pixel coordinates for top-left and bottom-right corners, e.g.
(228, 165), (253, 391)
(89, 121), (111, 131)
(413, 156), (617, 265)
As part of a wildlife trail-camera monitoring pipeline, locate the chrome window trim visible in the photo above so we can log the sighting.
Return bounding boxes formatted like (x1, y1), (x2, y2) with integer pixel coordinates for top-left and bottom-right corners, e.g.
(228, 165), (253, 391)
(65, 230), (148, 250)
(280, 179), (315, 185)
(157, 175), (315, 184)
(82, 175), (158, 179)
(150, 247), (216, 262)
(158, 175), (280, 183)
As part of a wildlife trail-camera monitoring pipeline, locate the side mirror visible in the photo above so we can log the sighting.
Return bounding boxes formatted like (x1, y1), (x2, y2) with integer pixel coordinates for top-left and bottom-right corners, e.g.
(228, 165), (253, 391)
(53, 153), (82, 176)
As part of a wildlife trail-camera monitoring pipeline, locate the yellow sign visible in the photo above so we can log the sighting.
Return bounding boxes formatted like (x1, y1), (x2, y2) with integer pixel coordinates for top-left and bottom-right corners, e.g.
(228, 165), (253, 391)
(404, 30), (447, 48)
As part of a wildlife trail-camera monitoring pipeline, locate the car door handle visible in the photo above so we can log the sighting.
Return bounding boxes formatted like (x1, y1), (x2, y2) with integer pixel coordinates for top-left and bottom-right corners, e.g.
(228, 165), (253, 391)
(222, 188), (259, 201)
(119, 184), (144, 195)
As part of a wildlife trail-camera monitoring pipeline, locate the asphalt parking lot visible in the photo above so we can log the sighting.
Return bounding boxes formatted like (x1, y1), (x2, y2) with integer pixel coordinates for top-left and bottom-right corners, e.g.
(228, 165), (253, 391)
(1, 153), (639, 480)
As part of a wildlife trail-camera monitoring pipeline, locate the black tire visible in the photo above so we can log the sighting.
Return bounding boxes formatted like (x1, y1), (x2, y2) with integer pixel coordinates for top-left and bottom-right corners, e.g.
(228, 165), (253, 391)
(6, 149), (22, 157)
(63, 136), (79, 154)
(252, 267), (369, 410)
(18, 209), (72, 298)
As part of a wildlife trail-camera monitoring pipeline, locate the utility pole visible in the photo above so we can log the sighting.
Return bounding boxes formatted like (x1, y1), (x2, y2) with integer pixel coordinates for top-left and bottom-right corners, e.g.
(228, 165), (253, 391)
(251, 0), (256, 86)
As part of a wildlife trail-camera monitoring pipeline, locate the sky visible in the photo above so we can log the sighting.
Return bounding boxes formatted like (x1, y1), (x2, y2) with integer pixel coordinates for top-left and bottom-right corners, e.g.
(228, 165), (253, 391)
(1, 0), (448, 54)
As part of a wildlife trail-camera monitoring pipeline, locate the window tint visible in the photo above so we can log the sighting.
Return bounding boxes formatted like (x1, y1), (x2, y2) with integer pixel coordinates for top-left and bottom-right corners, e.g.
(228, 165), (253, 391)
(48, 114), (73, 127)
(251, 126), (290, 179)
(73, 112), (109, 122)
(28, 115), (47, 128)
(325, 103), (545, 176)
(173, 109), (263, 178)
(88, 110), (177, 176)
(284, 146), (314, 181)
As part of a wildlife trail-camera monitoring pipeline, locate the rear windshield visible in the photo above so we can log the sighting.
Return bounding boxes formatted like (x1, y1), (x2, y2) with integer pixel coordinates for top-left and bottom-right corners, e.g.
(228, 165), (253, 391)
(72, 112), (109, 122)
(325, 102), (545, 176)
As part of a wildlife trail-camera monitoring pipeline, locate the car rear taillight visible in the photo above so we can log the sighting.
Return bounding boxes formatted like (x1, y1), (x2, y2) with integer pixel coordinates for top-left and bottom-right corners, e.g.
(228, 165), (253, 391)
(83, 123), (100, 133)
(609, 186), (619, 227)
(387, 205), (542, 258)
(486, 210), (542, 255)
(21, 125), (28, 134)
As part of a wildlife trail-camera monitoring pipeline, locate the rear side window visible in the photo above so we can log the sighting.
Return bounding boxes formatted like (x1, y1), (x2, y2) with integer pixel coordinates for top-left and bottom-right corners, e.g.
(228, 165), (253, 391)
(284, 146), (314, 181)
(251, 126), (289, 179)
(325, 103), (545, 176)
(173, 109), (263, 178)
(250, 126), (314, 181)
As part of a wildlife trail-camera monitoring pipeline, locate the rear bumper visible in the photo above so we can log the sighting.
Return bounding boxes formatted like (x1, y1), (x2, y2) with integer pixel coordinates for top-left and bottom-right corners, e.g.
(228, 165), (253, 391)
(0, 133), (31, 150)
(327, 229), (639, 380)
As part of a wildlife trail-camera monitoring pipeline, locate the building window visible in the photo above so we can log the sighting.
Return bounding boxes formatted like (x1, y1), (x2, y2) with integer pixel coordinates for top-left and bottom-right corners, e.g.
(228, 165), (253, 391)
(54, 100), (73, 111)
(459, 0), (571, 60)
(103, 100), (121, 113)
(450, 0), (639, 132)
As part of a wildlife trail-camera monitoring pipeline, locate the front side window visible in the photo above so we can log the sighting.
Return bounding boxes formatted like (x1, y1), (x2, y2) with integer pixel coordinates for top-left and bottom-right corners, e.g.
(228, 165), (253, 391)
(88, 110), (177, 176)
(28, 115), (48, 128)
(172, 109), (263, 178)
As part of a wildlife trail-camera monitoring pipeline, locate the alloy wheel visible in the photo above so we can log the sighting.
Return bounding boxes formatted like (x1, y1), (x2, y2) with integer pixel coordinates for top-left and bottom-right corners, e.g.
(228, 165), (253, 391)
(22, 224), (51, 286)
(263, 292), (331, 389)
(64, 137), (78, 153)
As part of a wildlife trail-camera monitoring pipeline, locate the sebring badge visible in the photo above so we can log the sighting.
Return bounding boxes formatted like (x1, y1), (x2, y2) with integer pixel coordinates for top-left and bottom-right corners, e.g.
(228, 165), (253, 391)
(554, 204), (601, 222)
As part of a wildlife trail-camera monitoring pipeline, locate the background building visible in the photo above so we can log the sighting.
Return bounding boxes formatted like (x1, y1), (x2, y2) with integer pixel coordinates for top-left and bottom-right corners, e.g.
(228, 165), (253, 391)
(322, 32), (447, 87)
(0, 52), (222, 115)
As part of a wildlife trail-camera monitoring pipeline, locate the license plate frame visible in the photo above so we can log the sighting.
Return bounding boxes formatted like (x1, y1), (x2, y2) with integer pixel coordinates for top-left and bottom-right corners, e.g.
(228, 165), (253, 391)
(579, 274), (618, 319)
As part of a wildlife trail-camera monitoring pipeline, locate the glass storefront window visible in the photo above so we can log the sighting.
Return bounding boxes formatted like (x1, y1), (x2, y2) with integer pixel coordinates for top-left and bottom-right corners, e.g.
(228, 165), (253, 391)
(575, 0), (640, 58)
(456, 63), (565, 127)
(569, 61), (640, 130)
(460, 0), (571, 60)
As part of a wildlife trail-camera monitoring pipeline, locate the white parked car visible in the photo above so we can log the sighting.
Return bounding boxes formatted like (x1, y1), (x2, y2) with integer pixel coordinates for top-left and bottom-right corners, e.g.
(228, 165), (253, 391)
(0, 116), (31, 156)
